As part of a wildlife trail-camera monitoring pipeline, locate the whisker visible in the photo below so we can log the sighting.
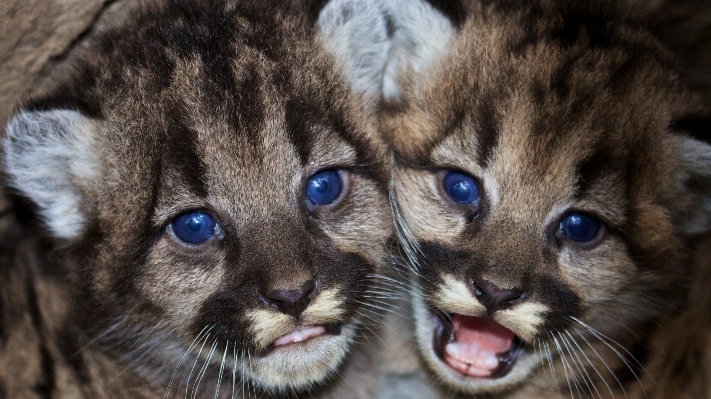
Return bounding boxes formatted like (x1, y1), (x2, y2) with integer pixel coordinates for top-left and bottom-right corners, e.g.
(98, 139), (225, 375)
(543, 338), (562, 396)
(569, 322), (630, 398)
(231, 344), (237, 399)
(571, 317), (648, 374)
(72, 321), (123, 357)
(240, 350), (246, 399)
(534, 338), (552, 384)
(570, 317), (646, 392)
(564, 330), (611, 399)
(193, 338), (219, 399)
(561, 332), (589, 399)
(355, 300), (409, 319)
(365, 273), (412, 291)
(388, 165), (430, 283)
(358, 320), (387, 347)
(165, 325), (213, 399)
(559, 331), (596, 398)
(247, 350), (254, 398)
(185, 330), (212, 399)
(215, 340), (229, 399)
(549, 331), (577, 399)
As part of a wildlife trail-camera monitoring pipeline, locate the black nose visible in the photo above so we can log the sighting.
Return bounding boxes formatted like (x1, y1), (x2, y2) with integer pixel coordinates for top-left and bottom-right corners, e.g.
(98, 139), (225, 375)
(471, 279), (525, 315)
(263, 280), (316, 319)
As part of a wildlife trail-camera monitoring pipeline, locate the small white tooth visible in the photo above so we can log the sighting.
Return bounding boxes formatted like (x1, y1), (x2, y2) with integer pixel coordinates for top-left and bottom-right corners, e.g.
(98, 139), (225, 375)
(445, 342), (499, 369)
(273, 325), (327, 348)
(444, 342), (460, 359)
(478, 351), (500, 369)
(445, 342), (478, 360)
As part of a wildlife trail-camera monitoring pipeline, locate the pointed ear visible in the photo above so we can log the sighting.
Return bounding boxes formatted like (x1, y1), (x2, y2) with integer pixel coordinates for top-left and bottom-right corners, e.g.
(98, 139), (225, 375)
(3, 109), (100, 239)
(671, 133), (711, 235)
(317, 0), (456, 104)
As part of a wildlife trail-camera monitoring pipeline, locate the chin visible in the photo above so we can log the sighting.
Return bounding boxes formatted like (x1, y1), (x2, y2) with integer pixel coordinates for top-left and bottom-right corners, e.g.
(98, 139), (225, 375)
(412, 291), (542, 394)
(243, 323), (357, 392)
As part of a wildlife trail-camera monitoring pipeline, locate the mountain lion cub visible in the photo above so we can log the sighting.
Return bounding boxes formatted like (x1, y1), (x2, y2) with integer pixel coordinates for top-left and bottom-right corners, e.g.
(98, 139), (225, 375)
(0, 0), (394, 398)
(320, 0), (711, 397)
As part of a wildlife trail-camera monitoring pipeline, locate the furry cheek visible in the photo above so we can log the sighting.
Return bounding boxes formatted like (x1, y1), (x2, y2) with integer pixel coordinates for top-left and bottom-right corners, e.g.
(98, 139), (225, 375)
(136, 243), (227, 323)
(556, 239), (637, 306)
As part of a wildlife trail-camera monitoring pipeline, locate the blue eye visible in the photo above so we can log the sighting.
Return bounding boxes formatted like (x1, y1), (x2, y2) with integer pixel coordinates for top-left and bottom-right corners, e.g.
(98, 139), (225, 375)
(444, 171), (480, 205)
(306, 170), (342, 205)
(559, 213), (602, 243)
(171, 211), (218, 244)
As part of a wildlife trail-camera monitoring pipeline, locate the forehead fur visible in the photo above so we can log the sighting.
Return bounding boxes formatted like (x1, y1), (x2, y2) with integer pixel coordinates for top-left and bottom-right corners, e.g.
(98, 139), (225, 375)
(28, 0), (388, 229)
(394, 0), (696, 172)
(32, 0), (386, 169)
(9, 0), (394, 305)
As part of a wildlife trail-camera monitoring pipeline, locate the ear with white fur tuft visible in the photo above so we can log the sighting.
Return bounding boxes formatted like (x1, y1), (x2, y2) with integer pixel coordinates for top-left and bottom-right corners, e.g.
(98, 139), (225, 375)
(673, 134), (711, 235)
(317, 0), (392, 103)
(317, 0), (456, 104)
(3, 109), (100, 239)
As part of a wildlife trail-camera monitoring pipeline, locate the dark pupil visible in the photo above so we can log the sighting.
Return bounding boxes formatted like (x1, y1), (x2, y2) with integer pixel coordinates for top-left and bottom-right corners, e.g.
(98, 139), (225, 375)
(564, 214), (599, 242)
(313, 178), (329, 193)
(306, 170), (341, 205)
(452, 181), (470, 199)
(186, 216), (203, 232)
(444, 171), (478, 204)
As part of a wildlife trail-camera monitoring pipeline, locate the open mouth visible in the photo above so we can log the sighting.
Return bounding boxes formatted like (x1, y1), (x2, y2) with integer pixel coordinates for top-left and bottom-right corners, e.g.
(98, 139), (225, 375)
(272, 324), (342, 350)
(433, 312), (523, 378)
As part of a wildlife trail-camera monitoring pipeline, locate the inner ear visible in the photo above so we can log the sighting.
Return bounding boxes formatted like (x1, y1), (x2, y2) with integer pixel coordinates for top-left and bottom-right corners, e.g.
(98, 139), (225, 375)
(317, 0), (457, 105)
(3, 109), (100, 239)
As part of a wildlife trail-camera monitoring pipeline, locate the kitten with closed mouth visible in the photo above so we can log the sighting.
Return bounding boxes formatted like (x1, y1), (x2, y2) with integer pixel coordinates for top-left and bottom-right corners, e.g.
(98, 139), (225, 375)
(0, 0), (395, 398)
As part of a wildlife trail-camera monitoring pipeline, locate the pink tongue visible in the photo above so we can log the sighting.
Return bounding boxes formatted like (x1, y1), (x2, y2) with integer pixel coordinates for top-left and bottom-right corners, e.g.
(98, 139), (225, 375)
(443, 315), (515, 377)
(454, 315), (515, 352)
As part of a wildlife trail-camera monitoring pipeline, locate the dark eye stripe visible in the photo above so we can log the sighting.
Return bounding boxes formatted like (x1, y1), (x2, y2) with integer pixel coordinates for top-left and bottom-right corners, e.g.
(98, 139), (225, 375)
(573, 148), (616, 200)
(164, 104), (209, 198)
(475, 101), (500, 168)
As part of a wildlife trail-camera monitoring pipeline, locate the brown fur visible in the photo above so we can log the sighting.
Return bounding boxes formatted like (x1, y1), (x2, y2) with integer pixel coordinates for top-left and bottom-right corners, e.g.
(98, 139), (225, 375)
(0, 0), (105, 129)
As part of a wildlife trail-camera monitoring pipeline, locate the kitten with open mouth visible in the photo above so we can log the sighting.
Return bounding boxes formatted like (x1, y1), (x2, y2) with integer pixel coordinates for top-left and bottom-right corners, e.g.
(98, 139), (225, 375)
(319, 0), (711, 397)
(434, 313), (521, 378)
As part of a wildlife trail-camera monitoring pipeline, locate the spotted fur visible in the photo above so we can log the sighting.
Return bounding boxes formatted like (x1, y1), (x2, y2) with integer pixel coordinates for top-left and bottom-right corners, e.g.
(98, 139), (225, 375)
(322, 0), (711, 397)
(0, 1), (396, 398)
